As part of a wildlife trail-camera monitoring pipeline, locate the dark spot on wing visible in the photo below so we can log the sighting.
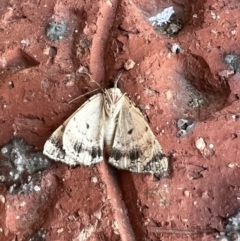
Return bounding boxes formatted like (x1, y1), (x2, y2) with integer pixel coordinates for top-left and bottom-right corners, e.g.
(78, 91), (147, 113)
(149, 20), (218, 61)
(128, 128), (134, 135)
(47, 136), (66, 158)
(143, 152), (168, 175)
(110, 147), (143, 162)
(86, 123), (89, 129)
(129, 149), (142, 160)
(73, 143), (82, 153)
(150, 155), (157, 163)
(145, 126), (149, 132)
(111, 148), (122, 161)
(91, 147), (102, 158)
(91, 147), (97, 158)
(97, 147), (101, 157)
(49, 136), (63, 148)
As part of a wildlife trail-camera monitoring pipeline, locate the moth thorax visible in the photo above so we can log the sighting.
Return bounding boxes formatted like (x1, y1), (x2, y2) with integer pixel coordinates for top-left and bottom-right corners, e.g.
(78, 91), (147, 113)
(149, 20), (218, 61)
(104, 88), (124, 118)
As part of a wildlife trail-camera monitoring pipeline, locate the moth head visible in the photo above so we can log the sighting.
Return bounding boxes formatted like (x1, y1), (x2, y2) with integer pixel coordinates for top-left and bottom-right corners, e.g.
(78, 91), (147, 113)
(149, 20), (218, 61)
(104, 88), (125, 118)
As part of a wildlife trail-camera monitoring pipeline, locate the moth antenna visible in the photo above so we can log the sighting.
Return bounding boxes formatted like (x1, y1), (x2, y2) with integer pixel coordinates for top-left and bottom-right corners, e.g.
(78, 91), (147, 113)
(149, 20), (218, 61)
(68, 87), (103, 104)
(79, 71), (104, 92)
(114, 69), (124, 88)
(70, 70), (125, 104)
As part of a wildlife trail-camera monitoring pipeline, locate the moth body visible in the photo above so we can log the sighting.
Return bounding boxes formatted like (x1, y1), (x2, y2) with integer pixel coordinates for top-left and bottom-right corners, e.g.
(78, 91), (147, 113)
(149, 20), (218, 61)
(104, 116), (117, 154)
(103, 87), (125, 154)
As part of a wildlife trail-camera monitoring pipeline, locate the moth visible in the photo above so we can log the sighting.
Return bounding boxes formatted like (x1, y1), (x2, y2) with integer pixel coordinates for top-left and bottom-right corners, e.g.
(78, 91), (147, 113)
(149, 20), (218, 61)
(43, 77), (169, 176)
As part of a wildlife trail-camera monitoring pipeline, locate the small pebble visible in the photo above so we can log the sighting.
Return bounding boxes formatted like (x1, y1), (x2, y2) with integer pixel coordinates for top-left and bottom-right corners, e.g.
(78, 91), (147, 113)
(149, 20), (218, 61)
(34, 185), (41, 192)
(124, 59), (135, 70)
(1, 147), (8, 154)
(209, 144), (214, 149)
(57, 228), (64, 233)
(0, 195), (5, 203)
(91, 177), (98, 183)
(168, 43), (181, 54)
(184, 190), (190, 197)
(195, 138), (206, 151)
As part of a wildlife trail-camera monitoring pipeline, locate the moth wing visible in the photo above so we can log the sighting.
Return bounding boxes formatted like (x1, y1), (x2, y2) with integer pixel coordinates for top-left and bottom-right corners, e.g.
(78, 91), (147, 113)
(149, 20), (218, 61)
(62, 93), (104, 165)
(44, 93), (104, 166)
(43, 113), (74, 164)
(108, 96), (168, 176)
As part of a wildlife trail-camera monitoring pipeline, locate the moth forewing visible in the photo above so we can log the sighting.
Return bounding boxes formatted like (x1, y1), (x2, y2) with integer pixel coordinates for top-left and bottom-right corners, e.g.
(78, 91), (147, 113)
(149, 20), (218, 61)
(62, 93), (105, 165)
(43, 108), (80, 163)
(108, 96), (168, 175)
(44, 93), (105, 166)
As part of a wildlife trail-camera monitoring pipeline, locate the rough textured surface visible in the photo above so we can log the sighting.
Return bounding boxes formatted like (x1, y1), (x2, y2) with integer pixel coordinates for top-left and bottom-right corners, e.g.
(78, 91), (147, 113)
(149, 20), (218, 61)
(0, 0), (240, 240)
